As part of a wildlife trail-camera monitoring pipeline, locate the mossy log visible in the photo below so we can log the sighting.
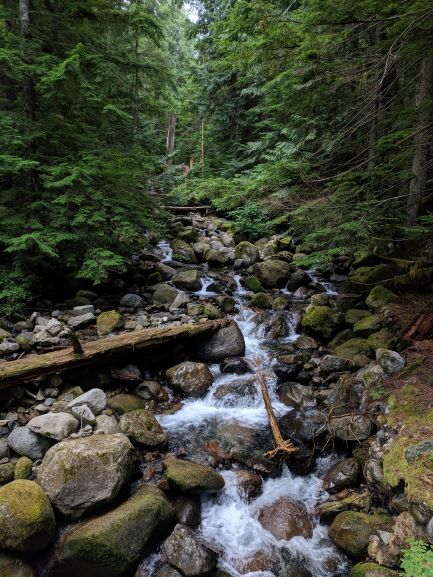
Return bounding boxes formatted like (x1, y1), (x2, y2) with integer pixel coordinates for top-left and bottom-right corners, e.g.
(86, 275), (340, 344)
(0, 319), (230, 389)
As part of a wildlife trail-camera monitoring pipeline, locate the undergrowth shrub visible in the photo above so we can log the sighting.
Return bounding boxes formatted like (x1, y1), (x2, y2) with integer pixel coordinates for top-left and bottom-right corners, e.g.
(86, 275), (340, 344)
(401, 539), (433, 577)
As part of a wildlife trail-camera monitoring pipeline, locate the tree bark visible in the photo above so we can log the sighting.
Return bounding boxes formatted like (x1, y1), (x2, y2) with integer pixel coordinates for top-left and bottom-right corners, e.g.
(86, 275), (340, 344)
(407, 53), (433, 225)
(166, 112), (177, 164)
(19, 0), (35, 191)
(19, 0), (30, 38)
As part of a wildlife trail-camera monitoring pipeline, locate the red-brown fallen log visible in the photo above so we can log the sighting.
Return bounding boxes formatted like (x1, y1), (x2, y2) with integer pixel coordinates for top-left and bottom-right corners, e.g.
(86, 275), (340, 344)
(0, 318), (231, 390)
(164, 205), (210, 214)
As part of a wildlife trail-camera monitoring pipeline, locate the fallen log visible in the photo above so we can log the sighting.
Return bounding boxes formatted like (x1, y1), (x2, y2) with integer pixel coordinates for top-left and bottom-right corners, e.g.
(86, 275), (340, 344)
(164, 205), (211, 214)
(0, 319), (231, 390)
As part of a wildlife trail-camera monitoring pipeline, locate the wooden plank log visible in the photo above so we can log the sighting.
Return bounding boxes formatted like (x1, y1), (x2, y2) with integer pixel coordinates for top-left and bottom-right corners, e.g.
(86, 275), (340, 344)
(0, 319), (230, 389)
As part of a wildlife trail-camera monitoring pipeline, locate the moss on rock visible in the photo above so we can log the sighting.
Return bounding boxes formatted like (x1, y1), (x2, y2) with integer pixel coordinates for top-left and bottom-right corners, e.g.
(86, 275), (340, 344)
(329, 511), (394, 558)
(250, 292), (273, 309)
(301, 305), (341, 340)
(368, 328), (398, 350)
(109, 394), (145, 414)
(165, 456), (225, 494)
(13, 457), (33, 480)
(244, 276), (265, 293)
(366, 285), (399, 310)
(345, 309), (371, 326)
(0, 552), (37, 577)
(334, 338), (374, 367)
(96, 311), (124, 337)
(0, 462), (15, 485)
(0, 480), (56, 552)
(349, 264), (396, 289)
(353, 314), (382, 337)
(351, 562), (398, 577)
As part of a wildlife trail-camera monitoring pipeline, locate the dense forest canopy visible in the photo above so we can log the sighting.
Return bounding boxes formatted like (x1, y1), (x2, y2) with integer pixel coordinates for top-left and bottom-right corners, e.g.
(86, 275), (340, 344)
(1, 0), (433, 313)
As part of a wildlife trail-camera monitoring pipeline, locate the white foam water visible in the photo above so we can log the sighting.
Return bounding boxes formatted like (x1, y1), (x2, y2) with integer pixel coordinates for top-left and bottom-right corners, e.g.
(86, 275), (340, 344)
(156, 240), (173, 262)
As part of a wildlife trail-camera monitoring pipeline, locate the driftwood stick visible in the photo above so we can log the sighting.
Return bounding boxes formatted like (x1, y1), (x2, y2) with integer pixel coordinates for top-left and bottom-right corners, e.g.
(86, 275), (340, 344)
(255, 358), (298, 458)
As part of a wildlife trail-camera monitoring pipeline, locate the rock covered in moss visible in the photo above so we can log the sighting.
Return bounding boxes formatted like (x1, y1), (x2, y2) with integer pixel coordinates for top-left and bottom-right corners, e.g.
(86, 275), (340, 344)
(250, 292), (273, 309)
(349, 264), (396, 289)
(301, 305), (341, 339)
(328, 414), (372, 442)
(171, 239), (198, 263)
(53, 485), (174, 577)
(165, 457), (224, 494)
(96, 311), (124, 336)
(163, 524), (218, 577)
(368, 328), (398, 350)
(0, 462), (15, 485)
(203, 303), (223, 319)
(376, 348), (405, 374)
(244, 276), (265, 293)
(152, 283), (182, 306)
(345, 309), (371, 325)
(272, 296), (289, 310)
(351, 562), (398, 577)
(13, 457), (33, 480)
(172, 270), (202, 291)
(0, 553), (37, 577)
(366, 285), (399, 309)
(359, 364), (386, 388)
(235, 241), (260, 265)
(353, 314), (382, 337)
(119, 409), (168, 449)
(0, 480), (56, 552)
(166, 361), (213, 398)
(329, 511), (394, 558)
(37, 434), (134, 518)
(334, 338), (373, 367)
(252, 260), (292, 288)
(109, 393), (145, 414)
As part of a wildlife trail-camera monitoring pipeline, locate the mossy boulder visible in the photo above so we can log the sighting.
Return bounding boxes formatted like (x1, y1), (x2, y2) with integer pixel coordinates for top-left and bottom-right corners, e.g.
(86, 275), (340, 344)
(172, 270), (202, 291)
(328, 329), (355, 349)
(109, 393), (145, 414)
(278, 236), (294, 251)
(368, 328), (397, 350)
(329, 511), (394, 558)
(273, 296), (289, 310)
(244, 276), (265, 293)
(13, 457), (33, 480)
(351, 562), (398, 577)
(353, 314), (382, 337)
(251, 260), (292, 288)
(301, 305), (341, 340)
(366, 285), (399, 310)
(53, 485), (174, 577)
(96, 311), (124, 336)
(203, 303), (223, 319)
(171, 240), (198, 264)
(0, 462), (15, 485)
(235, 241), (260, 265)
(0, 480), (56, 552)
(119, 409), (168, 449)
(165, 457), (225, 494)
(345, 309), (371, 326)
(349, 264), (396, 289)
(0, 553), (37, 577)
(250, 292), (273, 309)
(146, 271), (163, 286)
(334, 338), (374, 367)
(178, 226), (199, 243)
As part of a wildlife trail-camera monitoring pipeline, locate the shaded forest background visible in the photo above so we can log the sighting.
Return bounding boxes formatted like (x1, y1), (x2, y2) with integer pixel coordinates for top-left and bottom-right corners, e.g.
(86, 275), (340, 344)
(1, 0), (433, 313)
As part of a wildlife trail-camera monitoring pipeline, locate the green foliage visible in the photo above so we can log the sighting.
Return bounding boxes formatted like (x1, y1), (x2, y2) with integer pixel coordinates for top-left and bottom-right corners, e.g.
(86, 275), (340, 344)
(0, 267), (31, 317)
(231, 204), (271, 240)
(401, 539), (433, 577)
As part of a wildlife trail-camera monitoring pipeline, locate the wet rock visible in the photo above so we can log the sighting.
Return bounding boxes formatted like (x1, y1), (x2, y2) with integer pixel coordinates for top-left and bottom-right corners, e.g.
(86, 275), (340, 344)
(7, 426), (53, 460)
(278, 383), (314, 408)
(322, 458), (361, 493)
(96, 311), (124, 336)
(166, 361), (213, 398)
(27, 412), (79, 441)
(301, 305), (341, 339)
(286, 269), (311, 292)
(265, 312), (289, 339)
(351, 562), (398, 577)
(235, 470), (263, 501)
(258, 496), (314, 540)
(252, 260), (292, 288)
(366, 285), (398, 310)
(244, 276), (265, 293)
(66, 388), (106, 415)
(213, 376), (256, 403)
(37, 434), (134, 518)
(328, 414), (372, 442)
(320, 355), (354, 376)
(235, 241), (260, 265)
(173, 270), (202, 291)
(109, 393), (145, 414)
(155, 566), (184, 577)
(164, 456), (224, 494)
(193, 321), (246, 363)
(0, 552), (37, 577)
(235, 549), (279, 575)
(0, 462), (15, 485)
(334, 338), (373, 368)
(163, 524), (218, 577)
(120, 409), (168, 449)
(287, 445), (316, 476)
(13, 457), (33, 480)
(216, 295), (235, 313)
(0, 480), (56, 552)
(120, 293), (143, 309)
(329, 511), (394, 558)
(250, 292), (273, 309)
(220, 357), (251, 375)
(376, 348), (405, 374)
(279, 408), (327, 445)
(53, 485), (174, 577)
(68, 312), (95, 328)
(174, 495), (201, 528)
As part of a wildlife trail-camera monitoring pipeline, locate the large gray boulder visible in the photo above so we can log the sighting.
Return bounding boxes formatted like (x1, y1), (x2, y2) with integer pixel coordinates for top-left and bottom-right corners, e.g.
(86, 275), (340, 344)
(166, 361), (213, 397)
(163, 524), (218, 577)
(152, 283), (182, 306)
(251, 260), (292, 288)
(37, 434), (134, 518)
(0, 480), (56, 553)
(119, 410), (168, 449)
(52, 485), (174, 577)
(7, 426), (53, 460)
(27, 412), (79, 441)
(172, 270), (202, 291)
(235, 242), (260, 265)
(192, 321), (245, 363)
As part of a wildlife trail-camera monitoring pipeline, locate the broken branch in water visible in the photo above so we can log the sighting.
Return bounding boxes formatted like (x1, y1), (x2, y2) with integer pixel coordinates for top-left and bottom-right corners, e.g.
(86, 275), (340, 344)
(255, 358), (298, 459)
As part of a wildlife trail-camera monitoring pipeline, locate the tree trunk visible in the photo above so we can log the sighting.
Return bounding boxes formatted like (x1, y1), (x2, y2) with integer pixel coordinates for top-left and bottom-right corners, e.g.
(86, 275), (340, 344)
(407, 53), (433, 225)
(200, 118), (205, 174)
(19, 0), (30, 38)
(166, 112), (177, 164)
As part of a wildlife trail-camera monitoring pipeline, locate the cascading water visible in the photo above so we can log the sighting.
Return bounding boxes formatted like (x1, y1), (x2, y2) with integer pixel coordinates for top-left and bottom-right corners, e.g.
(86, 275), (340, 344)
(157, 230), (349, 577)
(156, 240), (173, 263)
